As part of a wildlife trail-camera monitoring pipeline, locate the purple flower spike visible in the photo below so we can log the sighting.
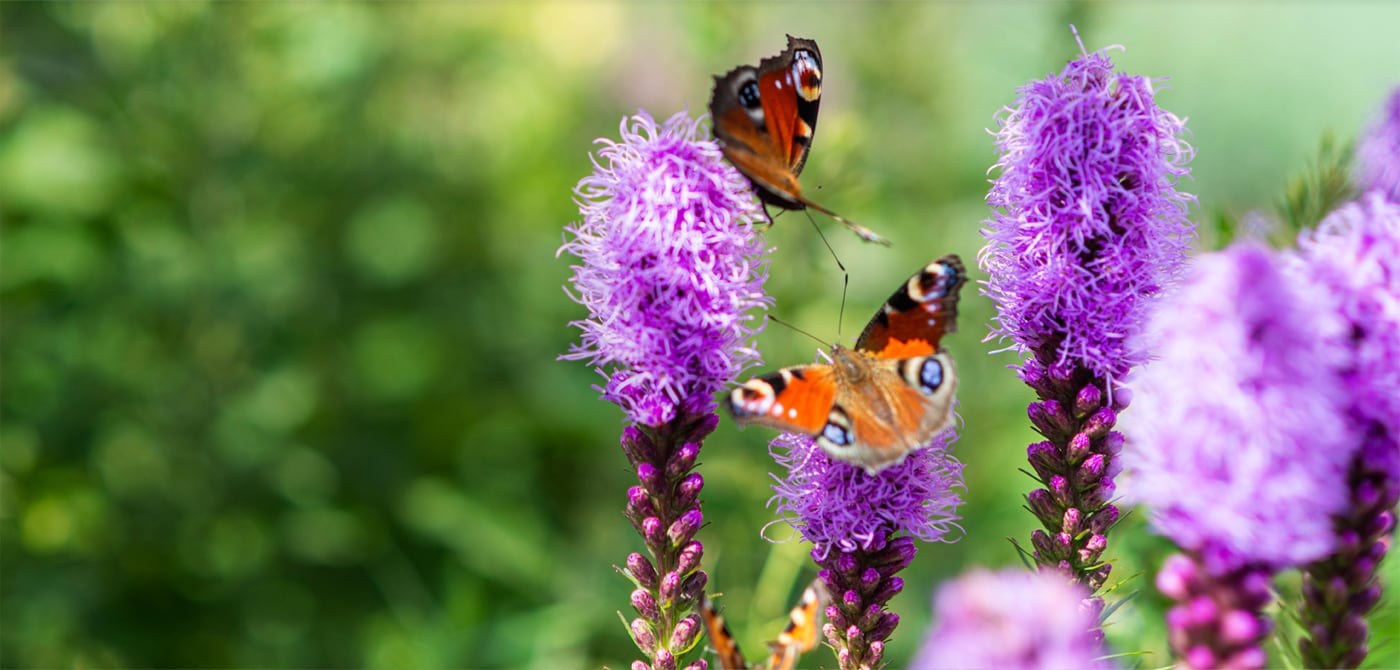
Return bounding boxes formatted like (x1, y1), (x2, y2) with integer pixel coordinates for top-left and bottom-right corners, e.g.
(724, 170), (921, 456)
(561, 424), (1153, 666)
(1357, 86), (1400, 202)
(561, 110), (771, 427)
(562, 110), (771, 669)
(1291, 193), (1400, 668)
(770, 430), (964, 670)
(981, 45), (1195, 382)
(911, 569), (1113, 669)
(978, 38), (1196, 604)
(1123, 241), (1362, 667)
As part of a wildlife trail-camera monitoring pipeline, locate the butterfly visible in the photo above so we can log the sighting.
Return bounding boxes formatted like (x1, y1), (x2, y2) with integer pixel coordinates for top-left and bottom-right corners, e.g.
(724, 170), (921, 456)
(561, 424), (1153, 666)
(700, 581), (827, 670)
(709, 35), (891, 246)
(727, 255), (965, 473)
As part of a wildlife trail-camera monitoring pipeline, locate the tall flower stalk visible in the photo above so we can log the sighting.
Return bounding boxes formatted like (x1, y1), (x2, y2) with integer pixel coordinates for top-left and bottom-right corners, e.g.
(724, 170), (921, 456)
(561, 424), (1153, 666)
(1291, 193), (1400, 668)
(979, 38), (1195, 603)
(768, 430), (964, 670)
(561, 110), (771, 670)
(1123, 241), (1358, 669)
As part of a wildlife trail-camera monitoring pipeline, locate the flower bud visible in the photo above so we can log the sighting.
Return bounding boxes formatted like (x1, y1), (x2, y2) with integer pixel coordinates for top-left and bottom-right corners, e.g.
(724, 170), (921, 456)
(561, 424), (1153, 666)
(630, 618), (657, 654)
(626, 553), (658, 589)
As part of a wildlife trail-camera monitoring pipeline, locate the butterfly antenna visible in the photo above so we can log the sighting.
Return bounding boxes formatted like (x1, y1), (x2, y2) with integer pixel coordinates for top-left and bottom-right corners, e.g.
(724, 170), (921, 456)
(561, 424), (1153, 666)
(837, 271), (849, 344)
(769, 314), (833, 349)
(803, 209), (847, 275)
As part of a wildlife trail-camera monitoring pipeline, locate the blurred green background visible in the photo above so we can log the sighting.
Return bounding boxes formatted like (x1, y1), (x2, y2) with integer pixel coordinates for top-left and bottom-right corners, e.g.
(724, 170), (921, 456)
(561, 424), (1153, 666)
(2, 3), (1398, 668)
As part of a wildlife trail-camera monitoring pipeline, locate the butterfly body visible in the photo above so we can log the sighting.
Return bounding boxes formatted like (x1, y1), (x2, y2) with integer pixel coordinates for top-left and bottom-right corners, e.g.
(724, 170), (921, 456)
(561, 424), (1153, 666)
(709, 36), (889, 245)
(728, 256), (966, 473)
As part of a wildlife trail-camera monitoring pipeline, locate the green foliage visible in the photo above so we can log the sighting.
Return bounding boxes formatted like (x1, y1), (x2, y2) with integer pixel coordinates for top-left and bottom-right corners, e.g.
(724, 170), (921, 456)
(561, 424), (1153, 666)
(1274, 135), (1358, 245)
(2, 3), (1398, 669)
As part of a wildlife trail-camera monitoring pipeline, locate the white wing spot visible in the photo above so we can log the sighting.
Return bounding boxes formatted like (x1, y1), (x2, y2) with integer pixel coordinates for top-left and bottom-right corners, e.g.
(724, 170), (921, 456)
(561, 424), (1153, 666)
(788, 408), (797, 419)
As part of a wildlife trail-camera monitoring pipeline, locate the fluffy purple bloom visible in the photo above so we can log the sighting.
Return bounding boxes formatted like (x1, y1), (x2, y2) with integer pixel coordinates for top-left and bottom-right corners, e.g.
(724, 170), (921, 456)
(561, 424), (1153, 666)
(911, 569), (1112, 670)
(561, 110), (771, 427)
(1122, 241), (1356, 571)
(981, 46), (1195, 381)
(768, 430), (963, 670)
(1356, 86), (1400, 202)
(768, 430), (964, 560)
(1291, 193), (1400, 668)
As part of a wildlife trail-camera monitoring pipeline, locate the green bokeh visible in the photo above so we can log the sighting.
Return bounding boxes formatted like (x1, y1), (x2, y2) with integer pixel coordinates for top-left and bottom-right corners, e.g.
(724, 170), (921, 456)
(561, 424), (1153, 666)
(2, 3), (1397, 668)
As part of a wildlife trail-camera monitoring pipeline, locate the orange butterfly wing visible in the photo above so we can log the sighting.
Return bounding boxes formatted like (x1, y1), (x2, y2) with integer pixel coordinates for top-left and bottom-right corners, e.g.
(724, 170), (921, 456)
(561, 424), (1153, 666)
(728, 365), (836, 436)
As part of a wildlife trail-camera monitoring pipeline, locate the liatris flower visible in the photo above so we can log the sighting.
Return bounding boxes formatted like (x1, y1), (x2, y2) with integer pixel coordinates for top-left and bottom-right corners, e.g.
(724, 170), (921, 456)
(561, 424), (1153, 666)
(979, 40), (1195, 601)
(911, 569), (1113, 670)
(561, 110), (771, 670)
(1122, 241), (1358, 669)
(1357, 86), (1400, 202)
(768, 430), (964, 670)
(1290, 193), (1400, 669)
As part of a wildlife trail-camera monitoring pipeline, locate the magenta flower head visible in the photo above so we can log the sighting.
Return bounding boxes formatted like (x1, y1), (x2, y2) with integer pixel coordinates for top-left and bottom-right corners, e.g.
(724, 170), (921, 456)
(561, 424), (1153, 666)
(978, 34), (1195, 601)
(561, 110), (771, 670)
(911, 569), (1113, 670)
(1123, 240), (1358, 669)
(1356, 86), (1400, 202)
(768, 430), (964, 670)
(1290, 193), (1400, 668)
(562, 110), (771, 427)
(1123, 240), (1354, 570)
(981, 43), (1195, 383)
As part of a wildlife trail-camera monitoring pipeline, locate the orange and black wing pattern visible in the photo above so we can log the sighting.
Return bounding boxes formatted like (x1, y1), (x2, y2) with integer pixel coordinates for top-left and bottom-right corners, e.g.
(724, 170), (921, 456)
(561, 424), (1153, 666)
(700, 583), (827, 670)
(726, 364), (837, 436)
(855, 255), (966, 358)
(709, 35), (822, 210)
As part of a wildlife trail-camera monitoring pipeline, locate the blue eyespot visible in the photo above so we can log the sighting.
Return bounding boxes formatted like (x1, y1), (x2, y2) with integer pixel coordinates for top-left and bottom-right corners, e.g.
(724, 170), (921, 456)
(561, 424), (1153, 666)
(738, 81), (762, 110)
(822, 422), (851, 447)
(919, 359), (944, 394)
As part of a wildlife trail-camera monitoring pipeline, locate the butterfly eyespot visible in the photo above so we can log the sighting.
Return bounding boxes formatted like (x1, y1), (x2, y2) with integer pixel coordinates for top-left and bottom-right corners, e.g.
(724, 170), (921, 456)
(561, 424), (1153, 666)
(916, 358), (944, 394)
(738, 81), (763, 110)
(816, 407), (853, 449)
(791, 51), (821, 102)
(821, 422), (852, 447)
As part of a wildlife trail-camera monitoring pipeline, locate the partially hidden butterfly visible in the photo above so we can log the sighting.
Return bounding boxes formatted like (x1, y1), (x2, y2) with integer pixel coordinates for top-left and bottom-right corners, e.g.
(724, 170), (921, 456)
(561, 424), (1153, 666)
(709, 35), (890, 246)
(727, 255), (966, 473)
(700, 582), (827, 670)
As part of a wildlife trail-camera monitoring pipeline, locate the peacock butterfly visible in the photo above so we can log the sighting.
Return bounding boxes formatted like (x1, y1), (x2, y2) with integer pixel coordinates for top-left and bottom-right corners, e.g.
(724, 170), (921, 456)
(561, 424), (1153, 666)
(726, 255), (966, 473)
(700, 581), (827, 670)
(709, 35), (890, 246)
